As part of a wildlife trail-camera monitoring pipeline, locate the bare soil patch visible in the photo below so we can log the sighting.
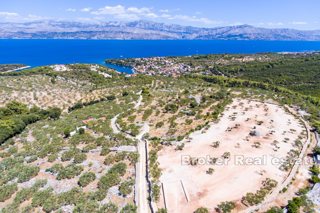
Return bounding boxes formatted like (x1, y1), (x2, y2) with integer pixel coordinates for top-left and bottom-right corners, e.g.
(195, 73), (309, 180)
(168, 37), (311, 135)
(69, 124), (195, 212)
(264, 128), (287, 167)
(157, 99), (307, 212)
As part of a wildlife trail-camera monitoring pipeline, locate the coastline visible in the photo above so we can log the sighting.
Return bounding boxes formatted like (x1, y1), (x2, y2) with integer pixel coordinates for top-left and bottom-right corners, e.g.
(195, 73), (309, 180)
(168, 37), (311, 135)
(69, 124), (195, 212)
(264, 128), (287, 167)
(2, 65), (31, 73)
(1, 40), (320, 69)
(104, 62), (135, 74)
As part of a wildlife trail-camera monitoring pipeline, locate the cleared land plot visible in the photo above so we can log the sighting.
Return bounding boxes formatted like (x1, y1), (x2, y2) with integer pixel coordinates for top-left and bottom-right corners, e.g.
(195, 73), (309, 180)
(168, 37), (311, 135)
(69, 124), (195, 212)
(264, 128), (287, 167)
(157, 98), (306, 212)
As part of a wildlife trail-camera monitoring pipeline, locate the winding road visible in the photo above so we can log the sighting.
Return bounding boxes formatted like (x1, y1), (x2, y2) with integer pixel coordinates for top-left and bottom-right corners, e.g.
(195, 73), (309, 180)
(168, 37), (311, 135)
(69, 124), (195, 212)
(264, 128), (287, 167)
(110, 114), (121, 134)
(110, 91), (151, 213)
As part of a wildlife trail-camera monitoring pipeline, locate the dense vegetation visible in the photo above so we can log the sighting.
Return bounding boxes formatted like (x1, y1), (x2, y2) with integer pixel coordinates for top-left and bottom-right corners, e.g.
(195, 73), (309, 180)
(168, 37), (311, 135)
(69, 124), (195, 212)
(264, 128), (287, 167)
(0, 101), (61, 144)
(210, 53), (320, 97)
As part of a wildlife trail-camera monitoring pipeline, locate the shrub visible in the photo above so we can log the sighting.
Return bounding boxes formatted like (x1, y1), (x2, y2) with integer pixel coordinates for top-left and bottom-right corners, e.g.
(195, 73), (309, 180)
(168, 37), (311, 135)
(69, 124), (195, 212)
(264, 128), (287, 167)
(314, 147), (320, 155)
(265, 207), (283, 213)
(106, 95), (116, 101)
(73, 200), (100, 213)
(0, 118), (26, 144)
(155, 122), (164, 128)
(0, 183), (18, 202)
(100, 146), (111, 156)
(78, 128), (85, 135)
(78, 172), (96, 187)
(57, 188), (85, 206)
(119, 180), (134, 196)
(20, 114), (40, 124)
(6, 101), (28, 114)
(152, 184), (161, 201)
(120, 204), (137, 213)
(46, 163), (63, 174)
(311, 175), (320, 184)
(127, 152), (139, 164)
(48, 154), (58, 162)
(69, 102), (84, 112)
(114, 152), (127, 162)
(98, 172), (120, 191)
(63, 128), (71, 138)
(74, 153), (87, 164)
(142, 109), (153, 120)
(47, 107), (62, 120)
(217, 201), (236, 213)
(31, 189), (53, 207)
(42, 195), (59, 212)
(122, 91), (129, 96)
(164, 104), (178, 113)
(194, 207), (209, 213)
(104, 155), (115, 165)
(189, 100), (198, 108)
(99, 203), (118, 213)
(109, 162), (127, 176)
(0, 107), (13, 118)
(241, 178), (277, 206)
(82, 144), (97, 153)
(310, 165), (320, 176)
(57, 164), (83, 180)
(25, 155), (37, 163)
(17, 165), (40, 183)
(206, 168), (214, 175)
(14, 188), (35, 204)
(185, 119), (193, 125)
(87, 189), (106, 202)
(61, 150), (74, 161)
(287, 200), (299, 213)
(175, 143), (185, 151)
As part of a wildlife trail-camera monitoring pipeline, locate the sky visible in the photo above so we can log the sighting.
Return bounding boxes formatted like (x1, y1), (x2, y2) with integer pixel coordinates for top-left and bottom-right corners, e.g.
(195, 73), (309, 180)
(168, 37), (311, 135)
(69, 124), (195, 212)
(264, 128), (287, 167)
(0, 0), (319, 30)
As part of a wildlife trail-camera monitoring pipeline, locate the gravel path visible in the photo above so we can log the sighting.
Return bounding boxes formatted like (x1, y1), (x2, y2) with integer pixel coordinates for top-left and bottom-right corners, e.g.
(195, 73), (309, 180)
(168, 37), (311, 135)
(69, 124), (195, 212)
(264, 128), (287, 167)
(109, 91), (151, 213)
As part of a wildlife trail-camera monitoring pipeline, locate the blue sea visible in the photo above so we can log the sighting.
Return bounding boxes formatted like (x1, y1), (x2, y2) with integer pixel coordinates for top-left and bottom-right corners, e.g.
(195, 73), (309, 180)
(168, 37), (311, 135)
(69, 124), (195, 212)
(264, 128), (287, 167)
(1, 39), (320, 73)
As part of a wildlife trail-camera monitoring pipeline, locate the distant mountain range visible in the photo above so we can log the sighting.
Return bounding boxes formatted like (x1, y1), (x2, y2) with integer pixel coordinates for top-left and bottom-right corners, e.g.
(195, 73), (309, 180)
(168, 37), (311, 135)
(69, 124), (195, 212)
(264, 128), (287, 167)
(1, 20), (320, 40)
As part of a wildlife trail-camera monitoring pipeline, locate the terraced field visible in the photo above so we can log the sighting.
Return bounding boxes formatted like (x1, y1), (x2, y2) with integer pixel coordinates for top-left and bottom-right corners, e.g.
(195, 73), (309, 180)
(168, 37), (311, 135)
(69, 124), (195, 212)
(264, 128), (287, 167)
(0, 58), (319, 212)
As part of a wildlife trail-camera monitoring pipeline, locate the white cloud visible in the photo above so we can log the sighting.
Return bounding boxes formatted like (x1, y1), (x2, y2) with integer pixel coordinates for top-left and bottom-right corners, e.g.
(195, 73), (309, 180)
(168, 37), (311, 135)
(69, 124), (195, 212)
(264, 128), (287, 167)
(91, 5), (159, 21)
(127, 7), (151, 14)
(168, 15), (217, 25)
(291, 21), (307, 25)
(24, 14), (48, 21)
(90, 5), (219, 25)
(81, 7), (92, 12)
(66, 8), (77, 12)
(0, 12), (19, 17)
(0, 11), (50, 22)
(258, 22), (284, 27)
(159, 9), (169, 13)
(92, 5), (126, 16)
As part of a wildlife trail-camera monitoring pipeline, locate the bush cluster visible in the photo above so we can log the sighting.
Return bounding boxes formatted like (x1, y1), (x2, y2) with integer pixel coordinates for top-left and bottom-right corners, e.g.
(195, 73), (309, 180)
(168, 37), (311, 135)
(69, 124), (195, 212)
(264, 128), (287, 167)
(0, 101), (61, 144)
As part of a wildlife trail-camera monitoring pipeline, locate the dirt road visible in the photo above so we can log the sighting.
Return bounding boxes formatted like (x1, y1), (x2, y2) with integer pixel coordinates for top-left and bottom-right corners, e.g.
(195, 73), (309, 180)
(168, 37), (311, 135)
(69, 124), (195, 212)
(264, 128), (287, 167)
(110, 114), (121, 134)
(110, 91), (150, 213)
(136, 123), (151, 213)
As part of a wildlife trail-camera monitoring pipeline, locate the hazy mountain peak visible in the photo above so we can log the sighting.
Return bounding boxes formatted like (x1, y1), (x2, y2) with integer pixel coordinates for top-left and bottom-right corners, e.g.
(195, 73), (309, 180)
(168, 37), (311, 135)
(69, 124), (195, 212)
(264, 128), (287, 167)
(0, 20), (319, 40)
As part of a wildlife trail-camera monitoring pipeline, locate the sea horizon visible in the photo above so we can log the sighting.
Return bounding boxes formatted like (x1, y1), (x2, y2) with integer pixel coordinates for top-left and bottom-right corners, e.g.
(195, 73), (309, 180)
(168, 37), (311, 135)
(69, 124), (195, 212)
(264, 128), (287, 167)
(1, 39), (320, 73)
